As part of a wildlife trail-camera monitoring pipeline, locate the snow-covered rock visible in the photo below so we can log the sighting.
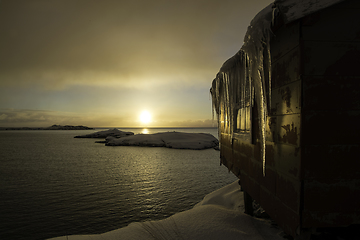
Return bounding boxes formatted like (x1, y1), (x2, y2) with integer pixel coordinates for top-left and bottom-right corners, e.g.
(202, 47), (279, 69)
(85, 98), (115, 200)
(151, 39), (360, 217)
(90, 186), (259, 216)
(48, 181), (285, 240)
(74, 128), (134, 139)
(105, 132), (219, 150)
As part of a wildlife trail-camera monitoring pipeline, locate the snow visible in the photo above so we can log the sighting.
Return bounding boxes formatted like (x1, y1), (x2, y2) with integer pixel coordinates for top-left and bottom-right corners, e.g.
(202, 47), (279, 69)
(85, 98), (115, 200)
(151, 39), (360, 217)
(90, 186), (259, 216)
(105, 132), (219, 150)
(274, 0), (345, 24)
(74, 129), (218, 150)
(74, 128), (134, 138)
(48, 181), (285, 240)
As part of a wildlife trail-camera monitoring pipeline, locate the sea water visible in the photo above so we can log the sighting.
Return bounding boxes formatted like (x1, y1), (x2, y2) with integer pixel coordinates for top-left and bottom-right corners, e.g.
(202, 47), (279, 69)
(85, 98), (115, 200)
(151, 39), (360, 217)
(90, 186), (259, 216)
(0, 128), (237, 240)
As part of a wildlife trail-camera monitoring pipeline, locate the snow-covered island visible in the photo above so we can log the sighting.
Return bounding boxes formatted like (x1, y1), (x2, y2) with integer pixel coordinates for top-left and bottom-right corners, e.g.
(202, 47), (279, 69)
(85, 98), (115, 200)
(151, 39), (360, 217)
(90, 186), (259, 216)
(75, 129), (219, 150)
(106, 131), (219, 150)
(74, 128), (134, 138)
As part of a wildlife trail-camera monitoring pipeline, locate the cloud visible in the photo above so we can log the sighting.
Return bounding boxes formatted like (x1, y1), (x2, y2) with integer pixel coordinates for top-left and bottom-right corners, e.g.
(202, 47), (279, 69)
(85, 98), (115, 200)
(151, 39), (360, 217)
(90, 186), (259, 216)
(0, 113), (8, 121)
(149, 119), (216, 128)
(0, 0), (272, 90)
(0, 108), (216, 128)
(0, 0), (273, 128)
(0, 108), (102, 127)
(0, 109), (56, 124)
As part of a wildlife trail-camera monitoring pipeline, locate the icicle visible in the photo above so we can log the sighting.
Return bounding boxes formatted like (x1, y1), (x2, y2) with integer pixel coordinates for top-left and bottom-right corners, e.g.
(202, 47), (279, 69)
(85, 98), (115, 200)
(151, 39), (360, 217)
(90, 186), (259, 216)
(240, 4), (273, 176)
(211, 3), (278, 177)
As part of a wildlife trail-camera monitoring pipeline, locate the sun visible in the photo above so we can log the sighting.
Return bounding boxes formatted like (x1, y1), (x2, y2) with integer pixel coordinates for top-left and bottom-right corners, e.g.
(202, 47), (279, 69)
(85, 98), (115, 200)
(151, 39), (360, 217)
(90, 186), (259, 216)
(139, 111), (151, 124)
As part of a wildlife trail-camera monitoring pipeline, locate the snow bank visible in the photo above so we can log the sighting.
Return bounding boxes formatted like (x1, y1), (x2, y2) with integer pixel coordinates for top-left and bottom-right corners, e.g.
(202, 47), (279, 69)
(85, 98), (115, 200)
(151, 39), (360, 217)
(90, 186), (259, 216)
(105, 132), (219, 150)
(74, 128), (134, 138)
(48, 181), (284, 240)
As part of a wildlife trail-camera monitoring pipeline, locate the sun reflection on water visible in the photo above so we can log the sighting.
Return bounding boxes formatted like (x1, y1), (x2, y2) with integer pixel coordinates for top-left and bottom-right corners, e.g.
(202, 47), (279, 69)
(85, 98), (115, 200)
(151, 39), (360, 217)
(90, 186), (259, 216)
(141, 128), (149, 134)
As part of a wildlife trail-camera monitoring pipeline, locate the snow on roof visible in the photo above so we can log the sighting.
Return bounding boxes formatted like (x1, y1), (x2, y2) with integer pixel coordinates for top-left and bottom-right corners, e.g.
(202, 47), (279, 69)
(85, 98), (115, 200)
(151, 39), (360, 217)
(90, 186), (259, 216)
(48, 181), (285, 240)
(274, 0), (345, 24)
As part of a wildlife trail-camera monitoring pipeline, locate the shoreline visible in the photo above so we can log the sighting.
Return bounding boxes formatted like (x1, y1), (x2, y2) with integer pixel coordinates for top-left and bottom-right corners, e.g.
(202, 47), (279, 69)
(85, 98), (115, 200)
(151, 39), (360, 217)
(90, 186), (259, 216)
(48, 181), (284, 240)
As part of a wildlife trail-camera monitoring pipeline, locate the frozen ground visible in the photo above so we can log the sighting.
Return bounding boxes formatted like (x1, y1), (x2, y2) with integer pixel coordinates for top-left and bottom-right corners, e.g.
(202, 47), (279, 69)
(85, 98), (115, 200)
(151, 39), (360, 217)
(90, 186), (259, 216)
(48, 181), (285, 240)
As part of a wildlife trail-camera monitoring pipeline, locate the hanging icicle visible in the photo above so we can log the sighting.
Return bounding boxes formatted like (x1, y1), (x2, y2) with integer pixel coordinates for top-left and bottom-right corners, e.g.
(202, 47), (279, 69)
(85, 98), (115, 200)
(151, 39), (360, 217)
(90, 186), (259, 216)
(211, 3), (274, 177)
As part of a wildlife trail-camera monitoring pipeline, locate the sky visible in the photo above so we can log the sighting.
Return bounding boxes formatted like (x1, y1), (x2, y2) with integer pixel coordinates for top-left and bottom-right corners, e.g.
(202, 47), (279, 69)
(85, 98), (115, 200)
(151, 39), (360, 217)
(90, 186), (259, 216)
(0, 0), (273, 128)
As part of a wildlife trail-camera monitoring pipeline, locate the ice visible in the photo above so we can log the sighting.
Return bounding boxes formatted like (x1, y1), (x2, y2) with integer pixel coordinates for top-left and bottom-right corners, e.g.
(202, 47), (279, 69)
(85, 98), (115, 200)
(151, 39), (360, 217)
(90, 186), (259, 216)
(211, 4), (273, 176)
(105, 131), (219, 150)
(242, 4), (273, 176)
(48, 181), (285, 240)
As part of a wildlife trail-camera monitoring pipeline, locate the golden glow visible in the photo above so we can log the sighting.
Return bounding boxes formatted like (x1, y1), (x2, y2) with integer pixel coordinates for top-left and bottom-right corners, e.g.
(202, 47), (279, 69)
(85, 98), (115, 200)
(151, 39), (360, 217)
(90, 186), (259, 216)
(139, 111), (151, 124)
(141, 128), (149, 134)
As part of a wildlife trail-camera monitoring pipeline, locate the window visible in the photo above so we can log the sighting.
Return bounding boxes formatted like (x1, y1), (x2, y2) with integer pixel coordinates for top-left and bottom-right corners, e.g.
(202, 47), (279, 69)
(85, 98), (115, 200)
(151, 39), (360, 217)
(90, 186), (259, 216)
(235, 106), (251, 133)
(233, 75), (253, 142)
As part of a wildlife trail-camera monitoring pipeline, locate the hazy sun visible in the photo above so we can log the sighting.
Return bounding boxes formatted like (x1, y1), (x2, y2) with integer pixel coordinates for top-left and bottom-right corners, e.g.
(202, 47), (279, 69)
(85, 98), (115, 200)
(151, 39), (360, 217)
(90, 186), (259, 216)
(139, 111), (151, 124)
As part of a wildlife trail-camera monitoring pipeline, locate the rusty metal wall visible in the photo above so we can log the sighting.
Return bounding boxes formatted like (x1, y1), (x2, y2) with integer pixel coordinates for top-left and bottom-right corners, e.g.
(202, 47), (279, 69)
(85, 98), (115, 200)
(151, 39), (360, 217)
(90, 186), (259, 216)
(301, 0), (360, 228)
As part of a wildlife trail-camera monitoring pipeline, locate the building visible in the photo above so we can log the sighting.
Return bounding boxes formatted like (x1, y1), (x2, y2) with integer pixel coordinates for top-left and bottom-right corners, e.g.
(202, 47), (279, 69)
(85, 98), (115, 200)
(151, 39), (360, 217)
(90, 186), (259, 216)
(211, 0), (360, 237)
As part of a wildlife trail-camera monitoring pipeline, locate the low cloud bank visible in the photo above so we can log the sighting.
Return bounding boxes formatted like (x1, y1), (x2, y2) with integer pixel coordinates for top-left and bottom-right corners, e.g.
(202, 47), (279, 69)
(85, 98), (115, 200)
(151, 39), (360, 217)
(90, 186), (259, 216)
(0, 109), (215, 128)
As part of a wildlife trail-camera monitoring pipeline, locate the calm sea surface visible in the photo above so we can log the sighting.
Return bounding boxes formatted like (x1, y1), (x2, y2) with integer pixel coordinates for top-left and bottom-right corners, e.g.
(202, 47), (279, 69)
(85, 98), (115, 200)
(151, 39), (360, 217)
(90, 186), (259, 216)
(0, 128), (237, 240)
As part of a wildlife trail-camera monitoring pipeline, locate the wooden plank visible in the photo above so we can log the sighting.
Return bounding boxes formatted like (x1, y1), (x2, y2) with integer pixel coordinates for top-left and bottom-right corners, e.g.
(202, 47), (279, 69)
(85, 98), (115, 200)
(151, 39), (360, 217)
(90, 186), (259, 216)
(271, 21), (300, 63)
(276, 174), (301, 213)
(268, 114), (301, 147)
(271, 80), (301, 115)
(302, 209), (360, 228)
(273, 143), (301, 179)
(302, 7), (360, 41)
(302, 178), (360, 227)
(272, 47), (301, 89)
(260, 186), (300, 237)
(303, 144), (360, 179)
(302, 110), (360, 144)
(303, 76), (360, 111)
(303, 41), (360, 76)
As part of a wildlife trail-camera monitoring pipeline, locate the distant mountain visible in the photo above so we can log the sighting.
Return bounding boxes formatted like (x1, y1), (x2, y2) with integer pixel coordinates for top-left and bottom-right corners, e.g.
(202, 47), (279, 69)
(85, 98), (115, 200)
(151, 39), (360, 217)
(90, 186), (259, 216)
(44, 125), (94, 130)
(0, 125), (94, 130)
